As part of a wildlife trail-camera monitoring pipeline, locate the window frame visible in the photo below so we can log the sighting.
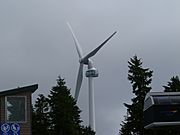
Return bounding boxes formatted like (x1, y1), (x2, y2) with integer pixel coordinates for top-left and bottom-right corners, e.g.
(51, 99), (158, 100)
(5, 96), (27, 123)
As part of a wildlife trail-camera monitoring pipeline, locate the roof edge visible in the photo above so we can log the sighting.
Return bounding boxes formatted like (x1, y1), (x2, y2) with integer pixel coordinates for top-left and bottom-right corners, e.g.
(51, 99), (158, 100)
(145, 92), (180, 100)
(0, 84), (38, 96)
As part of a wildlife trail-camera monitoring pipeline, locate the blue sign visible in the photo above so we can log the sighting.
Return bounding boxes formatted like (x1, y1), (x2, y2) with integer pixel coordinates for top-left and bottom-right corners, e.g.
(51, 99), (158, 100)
(0, 123), (20, 135)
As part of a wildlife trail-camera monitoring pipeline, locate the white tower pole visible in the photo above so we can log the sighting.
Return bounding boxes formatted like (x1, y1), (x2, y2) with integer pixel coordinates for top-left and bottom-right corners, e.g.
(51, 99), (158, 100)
(88, 60), (96, 131)
(88, 77), (95, 131)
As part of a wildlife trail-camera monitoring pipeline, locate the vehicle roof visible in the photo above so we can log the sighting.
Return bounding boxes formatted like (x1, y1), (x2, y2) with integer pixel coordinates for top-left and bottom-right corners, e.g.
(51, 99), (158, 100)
(145, 92), (180, 100)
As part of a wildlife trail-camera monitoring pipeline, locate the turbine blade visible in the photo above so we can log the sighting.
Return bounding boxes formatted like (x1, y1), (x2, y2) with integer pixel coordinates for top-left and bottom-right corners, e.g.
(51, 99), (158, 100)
(67, 22), (83, 59)
(83, 31), (117, 60)
(74, 63), (83, 100)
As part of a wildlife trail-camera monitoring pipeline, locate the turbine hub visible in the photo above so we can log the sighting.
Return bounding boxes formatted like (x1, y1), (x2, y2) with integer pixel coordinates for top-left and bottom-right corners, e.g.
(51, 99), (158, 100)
(80, 58), (89, 65)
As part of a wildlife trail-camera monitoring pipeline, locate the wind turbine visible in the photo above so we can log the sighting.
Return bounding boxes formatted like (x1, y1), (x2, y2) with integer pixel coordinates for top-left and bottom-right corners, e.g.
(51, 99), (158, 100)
(67, 22), (116, 131)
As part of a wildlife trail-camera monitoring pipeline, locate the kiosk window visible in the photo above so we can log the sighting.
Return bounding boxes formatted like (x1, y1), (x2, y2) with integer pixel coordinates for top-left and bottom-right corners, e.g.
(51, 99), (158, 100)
(6, 96), (26, 122)
(144, 97), (152, 110)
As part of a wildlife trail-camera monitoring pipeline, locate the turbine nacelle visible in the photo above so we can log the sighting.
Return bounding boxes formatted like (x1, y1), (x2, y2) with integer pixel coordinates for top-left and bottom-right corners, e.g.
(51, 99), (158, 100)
(86, 67), (98, 78)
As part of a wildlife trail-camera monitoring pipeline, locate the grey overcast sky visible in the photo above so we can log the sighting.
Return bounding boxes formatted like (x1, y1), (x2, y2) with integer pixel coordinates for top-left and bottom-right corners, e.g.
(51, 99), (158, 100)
(0, 0), (180, 135)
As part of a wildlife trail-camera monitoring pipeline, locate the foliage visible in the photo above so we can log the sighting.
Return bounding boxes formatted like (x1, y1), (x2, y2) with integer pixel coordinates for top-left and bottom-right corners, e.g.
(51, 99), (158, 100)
(163, 76), (180, 92)
(32, 76), (95, 135)
(81, 126), (96, 135)
(120, 55), (153, 135)
(120, 121), (132, 135)
(48, 76), (82, 135)
(32, 94), (50, 135)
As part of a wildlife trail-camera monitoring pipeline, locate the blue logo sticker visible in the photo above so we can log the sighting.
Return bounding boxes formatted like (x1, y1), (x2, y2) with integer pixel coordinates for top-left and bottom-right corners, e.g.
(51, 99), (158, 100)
(1, 123), (20, 135)
(1, 123), (10, 133)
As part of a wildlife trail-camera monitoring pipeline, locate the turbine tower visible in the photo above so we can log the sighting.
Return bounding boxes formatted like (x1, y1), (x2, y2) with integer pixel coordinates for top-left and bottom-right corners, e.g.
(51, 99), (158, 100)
(67, 22), (116, 131)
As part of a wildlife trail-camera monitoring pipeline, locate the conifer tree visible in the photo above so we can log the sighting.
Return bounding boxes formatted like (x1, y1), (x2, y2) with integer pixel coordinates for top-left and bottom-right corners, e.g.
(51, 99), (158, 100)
(48, 76), (82, 135)
(163, 76), (180, 92)
(120, 56), (153, 135)
(32, 76), (95, 135)
(32, 94), (50, 135)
